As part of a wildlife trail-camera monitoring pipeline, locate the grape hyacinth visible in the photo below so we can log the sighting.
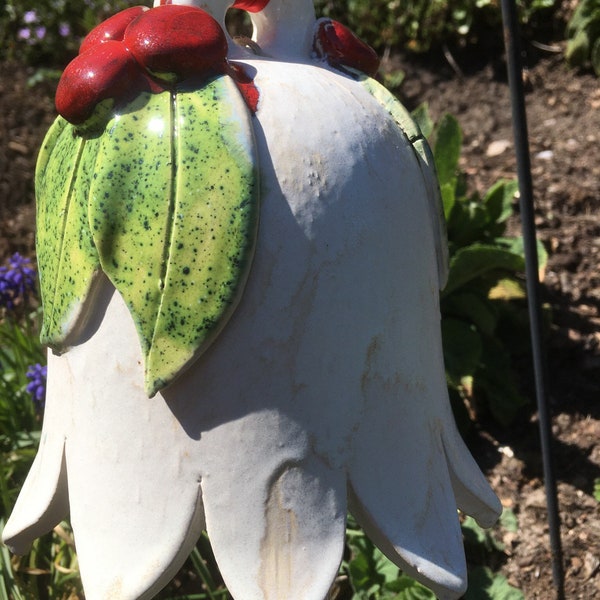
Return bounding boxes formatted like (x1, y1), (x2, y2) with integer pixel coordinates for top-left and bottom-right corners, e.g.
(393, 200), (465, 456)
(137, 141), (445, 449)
(26, 363), (47, 409)
(0, 253), (37, 310)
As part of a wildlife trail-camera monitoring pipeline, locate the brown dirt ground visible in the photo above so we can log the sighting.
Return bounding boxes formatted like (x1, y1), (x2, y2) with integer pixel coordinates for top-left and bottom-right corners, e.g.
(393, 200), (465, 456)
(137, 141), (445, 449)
(1, 41), (599, 599)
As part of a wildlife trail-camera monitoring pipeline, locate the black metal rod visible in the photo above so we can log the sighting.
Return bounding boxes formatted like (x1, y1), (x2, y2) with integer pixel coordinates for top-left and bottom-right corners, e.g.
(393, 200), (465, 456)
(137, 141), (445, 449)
(499, 1), (565, 597)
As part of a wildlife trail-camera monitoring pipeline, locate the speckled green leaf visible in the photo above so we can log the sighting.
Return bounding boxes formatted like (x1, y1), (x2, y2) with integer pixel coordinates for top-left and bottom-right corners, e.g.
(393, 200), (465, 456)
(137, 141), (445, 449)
(36, 116), (101, 348)
(88, 79), (258, 396)
(145, 82), (258, 394)
(88, 90), (174, 364)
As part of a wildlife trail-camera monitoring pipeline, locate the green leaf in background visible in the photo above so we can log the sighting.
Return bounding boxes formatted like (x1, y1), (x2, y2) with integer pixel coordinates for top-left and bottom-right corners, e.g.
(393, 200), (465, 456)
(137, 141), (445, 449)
(433, 114), (462, 186)
(442, 318), (483, 385)
(440, 180), (457, 221)
(347, 532), (399, 594)
(499, 508), (519, 533)
(592, 37), (600, 75)
(346, 525), (438, 599)
(0, 528), (26, 600)
(566, 29), (591, 66)
(565, 0), (600, 72)
(383, 69), (406, 90)
(462, 516), (504, 554)
(464, 567), (524, 600)
(476, 337), (528, 425)
(495, 237), (548, 273)
(411, 103), (434, 139)
(483, 180), (518, 229)
(443, 244), (525, 297)
(442, 291), (498, 336)
(445, 194), (491, 248)
(383, 574), (436, 599)
(593, 478), (600, 502)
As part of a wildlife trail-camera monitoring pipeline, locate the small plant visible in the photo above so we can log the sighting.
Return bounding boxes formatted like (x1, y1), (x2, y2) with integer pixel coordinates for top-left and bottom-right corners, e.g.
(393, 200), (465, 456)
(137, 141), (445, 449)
(342, 515), (438, 599)
(565, 0), (600, 76)
(341, 512), (523, 599)
(461, 510), (524, 600)
(411, 105), (547, 427)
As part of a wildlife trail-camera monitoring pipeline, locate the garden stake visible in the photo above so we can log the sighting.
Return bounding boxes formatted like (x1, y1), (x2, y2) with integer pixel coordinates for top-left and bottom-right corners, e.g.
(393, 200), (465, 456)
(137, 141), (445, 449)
(500, 0), (565, 597)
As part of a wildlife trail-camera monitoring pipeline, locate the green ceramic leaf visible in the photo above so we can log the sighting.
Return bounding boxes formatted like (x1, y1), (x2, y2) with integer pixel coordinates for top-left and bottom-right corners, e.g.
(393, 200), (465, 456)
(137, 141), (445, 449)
(145, 83), (258, 395)
(360, 76), (421, 141)
(88, 79), (258, 396)
(88, 90), (174, 362)
(36, 116), (101, 347)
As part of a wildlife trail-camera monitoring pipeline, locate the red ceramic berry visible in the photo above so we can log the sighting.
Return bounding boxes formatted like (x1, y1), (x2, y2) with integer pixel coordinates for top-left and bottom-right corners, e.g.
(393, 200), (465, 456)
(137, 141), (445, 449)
(123, 5), (228, 82)
(56, 40), (143, 125)
(80, 6), (148, 54)
(315, 19), (380, 78)
(231, 0), (271, 13)
(228, 62), (260, 113)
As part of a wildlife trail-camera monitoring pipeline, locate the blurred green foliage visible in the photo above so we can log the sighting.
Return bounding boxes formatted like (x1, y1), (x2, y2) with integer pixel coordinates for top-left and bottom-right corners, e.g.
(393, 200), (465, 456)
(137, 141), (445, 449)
(566, 0), (600, 75)
(1, 0), (566, 68)
(412, 105), (547, 427)
(314, 0), (557, 53)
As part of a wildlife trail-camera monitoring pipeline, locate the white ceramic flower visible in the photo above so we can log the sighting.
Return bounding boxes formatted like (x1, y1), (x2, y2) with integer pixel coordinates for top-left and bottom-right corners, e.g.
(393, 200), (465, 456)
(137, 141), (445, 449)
(3, 1), (502, 599)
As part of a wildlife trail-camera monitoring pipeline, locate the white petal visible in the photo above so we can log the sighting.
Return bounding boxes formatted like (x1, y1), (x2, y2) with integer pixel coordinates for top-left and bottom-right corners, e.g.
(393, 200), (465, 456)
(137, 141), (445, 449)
(442, 426), (502, 528)
(197, 414), (346, 600)
(348, 402), (468, 599)
(60, 284), (207, 600)
(2, 350), (69, 554)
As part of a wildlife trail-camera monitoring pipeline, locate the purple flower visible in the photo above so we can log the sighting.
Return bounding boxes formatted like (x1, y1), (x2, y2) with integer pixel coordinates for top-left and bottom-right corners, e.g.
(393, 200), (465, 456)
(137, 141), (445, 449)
(23, 10), (37, 24)
(26, 363), (47, 408)
(0, 253), (37, 310)
(35, 26), (46, 40)
(17, 28), (31, 41)
(59, 22), (71, 37)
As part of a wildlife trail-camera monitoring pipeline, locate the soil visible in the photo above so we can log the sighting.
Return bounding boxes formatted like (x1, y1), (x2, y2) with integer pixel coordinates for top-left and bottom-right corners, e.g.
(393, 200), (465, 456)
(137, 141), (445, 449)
(1, 36), (599, 600)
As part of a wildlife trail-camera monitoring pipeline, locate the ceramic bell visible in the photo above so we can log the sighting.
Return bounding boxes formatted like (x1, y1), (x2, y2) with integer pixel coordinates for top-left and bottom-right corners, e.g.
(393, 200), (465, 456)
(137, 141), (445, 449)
(3, 1), (502, 598)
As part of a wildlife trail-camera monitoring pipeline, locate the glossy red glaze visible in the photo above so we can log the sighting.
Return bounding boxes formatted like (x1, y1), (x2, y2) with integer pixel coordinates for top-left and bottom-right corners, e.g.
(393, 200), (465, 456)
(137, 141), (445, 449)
(79, 6), (148, 54)
(56, 41), (145, 124)
(123, 4), (228, 81)
(315, 19), (380, 78)
(231, 0), (270, 13)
